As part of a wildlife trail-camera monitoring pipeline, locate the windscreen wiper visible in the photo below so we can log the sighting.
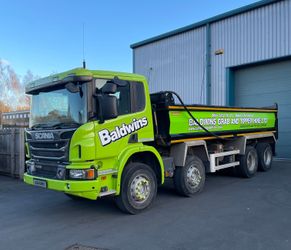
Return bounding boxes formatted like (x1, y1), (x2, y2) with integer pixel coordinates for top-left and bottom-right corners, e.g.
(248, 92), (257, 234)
(50, 122), (81, 129)
(31, 124), (52, 130)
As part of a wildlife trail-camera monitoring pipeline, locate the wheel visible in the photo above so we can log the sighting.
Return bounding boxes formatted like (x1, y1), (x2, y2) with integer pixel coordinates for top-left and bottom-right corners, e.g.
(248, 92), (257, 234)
(257, 143), (273, 171)
(115, 162), (157, 214)
(174, 155), (205, 197)
(237, 146), (258, 178)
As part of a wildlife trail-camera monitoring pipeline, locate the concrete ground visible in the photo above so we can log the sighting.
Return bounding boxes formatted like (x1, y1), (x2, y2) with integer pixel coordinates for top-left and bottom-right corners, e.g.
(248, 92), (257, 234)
(1, 160), (291, 250)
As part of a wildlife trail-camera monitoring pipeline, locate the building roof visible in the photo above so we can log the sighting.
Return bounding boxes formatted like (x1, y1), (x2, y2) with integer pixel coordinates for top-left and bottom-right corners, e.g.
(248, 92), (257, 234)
(130, 0), (280, 49)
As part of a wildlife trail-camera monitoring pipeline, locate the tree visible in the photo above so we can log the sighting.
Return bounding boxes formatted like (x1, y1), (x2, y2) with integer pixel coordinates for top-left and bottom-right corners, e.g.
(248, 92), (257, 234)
(0, 60), (39, 112)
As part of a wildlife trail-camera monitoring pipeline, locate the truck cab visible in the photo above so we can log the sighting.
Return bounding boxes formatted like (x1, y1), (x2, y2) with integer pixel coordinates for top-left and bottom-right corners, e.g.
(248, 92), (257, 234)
(24, 68), (164, 214)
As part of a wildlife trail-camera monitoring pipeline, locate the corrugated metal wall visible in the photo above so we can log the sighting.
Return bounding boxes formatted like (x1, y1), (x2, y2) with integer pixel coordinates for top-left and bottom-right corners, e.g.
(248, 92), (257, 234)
(211, 0), (291, 104)
(133, 0), (291, 105)
(134, 27), (207, 104)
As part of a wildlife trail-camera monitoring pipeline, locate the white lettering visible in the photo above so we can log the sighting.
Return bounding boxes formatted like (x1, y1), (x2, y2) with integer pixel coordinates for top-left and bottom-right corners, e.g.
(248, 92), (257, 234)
(98, 117), (149, 146)
(98, 129), (111, 146)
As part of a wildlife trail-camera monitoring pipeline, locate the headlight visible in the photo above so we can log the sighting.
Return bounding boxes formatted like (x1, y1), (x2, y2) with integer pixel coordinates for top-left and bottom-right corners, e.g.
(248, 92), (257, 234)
(69, 169), (96, 180)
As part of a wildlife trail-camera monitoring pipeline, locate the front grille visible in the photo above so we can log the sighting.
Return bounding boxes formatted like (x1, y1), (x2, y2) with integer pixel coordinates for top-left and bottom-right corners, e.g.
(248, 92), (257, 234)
(30, 141), (67, 149)
(26, 128), (76, 179)
(29, 141), (69, 161)
(26, 128), (76, 162)
(29, 142), (67, 160)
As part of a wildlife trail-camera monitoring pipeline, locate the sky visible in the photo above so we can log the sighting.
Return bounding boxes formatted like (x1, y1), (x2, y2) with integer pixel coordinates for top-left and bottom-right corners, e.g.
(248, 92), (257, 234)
(0, 0), (258, 78)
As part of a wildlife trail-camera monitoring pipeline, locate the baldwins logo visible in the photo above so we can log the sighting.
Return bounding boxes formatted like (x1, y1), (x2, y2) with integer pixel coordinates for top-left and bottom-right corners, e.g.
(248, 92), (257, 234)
(34, 132), (54, 140)
(98, 117), (148, 146)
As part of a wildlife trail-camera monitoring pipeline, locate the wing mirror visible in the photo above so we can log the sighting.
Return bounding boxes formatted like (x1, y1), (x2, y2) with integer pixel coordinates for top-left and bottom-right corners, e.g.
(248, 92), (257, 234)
(94, 81), (118, 123)
(102, 81), (117, 94)
(98, 95), (118, 123)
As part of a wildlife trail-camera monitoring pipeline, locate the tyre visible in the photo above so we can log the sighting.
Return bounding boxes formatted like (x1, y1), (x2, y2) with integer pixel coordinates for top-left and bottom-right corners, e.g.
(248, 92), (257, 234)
(256, 143), (273, 171)
(237, 146), (258, 178)
(115, 162), (157, 214)
(174, 155), (205, 197)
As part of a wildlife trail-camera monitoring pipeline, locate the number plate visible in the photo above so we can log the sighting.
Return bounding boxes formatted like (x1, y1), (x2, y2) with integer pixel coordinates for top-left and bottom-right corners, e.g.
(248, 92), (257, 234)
(33, 179), (47, 188)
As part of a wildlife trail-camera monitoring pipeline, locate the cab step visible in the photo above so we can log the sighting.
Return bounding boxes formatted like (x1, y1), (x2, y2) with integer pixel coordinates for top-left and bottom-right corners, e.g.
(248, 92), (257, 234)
(99, 190), (116, 197)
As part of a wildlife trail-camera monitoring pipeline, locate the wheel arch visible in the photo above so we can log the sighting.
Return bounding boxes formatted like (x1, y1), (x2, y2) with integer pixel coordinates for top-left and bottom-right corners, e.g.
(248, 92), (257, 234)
(116, 145), (164, 195)
(170, 141), (209, 167)
(224, 132), (276, 155)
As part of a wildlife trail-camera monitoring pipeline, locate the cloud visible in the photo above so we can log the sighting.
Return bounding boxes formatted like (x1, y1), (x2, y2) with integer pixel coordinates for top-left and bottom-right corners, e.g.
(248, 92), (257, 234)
(0, 58), (10, 66)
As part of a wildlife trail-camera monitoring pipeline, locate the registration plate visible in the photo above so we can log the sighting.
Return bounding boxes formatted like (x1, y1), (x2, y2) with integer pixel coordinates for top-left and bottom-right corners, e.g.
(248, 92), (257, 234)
(33, 179), (47, 188)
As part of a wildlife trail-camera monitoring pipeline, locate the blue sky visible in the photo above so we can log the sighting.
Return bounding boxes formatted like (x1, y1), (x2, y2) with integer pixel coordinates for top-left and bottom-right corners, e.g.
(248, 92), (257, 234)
(1, 0), (258, 78)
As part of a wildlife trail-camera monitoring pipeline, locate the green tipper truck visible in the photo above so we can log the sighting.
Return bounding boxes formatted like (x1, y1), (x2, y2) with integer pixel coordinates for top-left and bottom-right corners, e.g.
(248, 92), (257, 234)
(24, 68), (278, 214)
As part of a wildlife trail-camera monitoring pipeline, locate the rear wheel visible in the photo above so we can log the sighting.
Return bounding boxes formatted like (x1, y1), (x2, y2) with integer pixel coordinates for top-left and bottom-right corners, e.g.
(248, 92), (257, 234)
(174, 155), (205, 196)
(115, 162), (157, 214)
(237, 146), (258, 178)
(257, 143), (273, 171)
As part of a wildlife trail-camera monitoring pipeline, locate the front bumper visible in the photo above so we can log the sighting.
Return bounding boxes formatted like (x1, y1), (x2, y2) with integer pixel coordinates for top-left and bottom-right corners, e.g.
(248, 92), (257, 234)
(23, 173), (101, 200)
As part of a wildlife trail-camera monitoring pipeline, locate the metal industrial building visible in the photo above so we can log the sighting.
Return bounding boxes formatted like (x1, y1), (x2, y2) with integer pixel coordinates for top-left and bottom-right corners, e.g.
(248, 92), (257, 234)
(131, 0), (291, 158)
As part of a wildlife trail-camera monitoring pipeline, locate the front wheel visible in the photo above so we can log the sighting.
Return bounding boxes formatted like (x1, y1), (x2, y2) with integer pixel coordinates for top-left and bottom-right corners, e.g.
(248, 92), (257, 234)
(115, 162), (157, 214)
(174, 155), (205, 197)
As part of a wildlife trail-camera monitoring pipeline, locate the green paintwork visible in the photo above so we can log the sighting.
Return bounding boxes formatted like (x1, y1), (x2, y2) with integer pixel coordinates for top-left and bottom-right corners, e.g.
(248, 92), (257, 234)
(24, 68), (164, 200)
(169, 110), (276, 135)
(23, 173), (100, 200)
(26, 68), (146, 93)
(115, 144), (164, 194)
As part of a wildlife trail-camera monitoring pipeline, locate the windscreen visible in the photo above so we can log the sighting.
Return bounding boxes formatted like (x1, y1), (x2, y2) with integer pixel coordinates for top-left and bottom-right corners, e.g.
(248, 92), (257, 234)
(29, 84), (87, 128)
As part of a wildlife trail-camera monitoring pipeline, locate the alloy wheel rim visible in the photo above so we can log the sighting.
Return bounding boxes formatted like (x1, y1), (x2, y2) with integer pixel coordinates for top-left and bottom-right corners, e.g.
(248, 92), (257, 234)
(130, 174), (151, 203)
(186, 165), (201, 188)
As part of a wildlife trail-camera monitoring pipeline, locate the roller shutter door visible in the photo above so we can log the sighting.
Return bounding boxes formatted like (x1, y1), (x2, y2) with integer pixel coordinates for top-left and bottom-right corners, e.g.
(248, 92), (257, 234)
(234, 60), (291, 158)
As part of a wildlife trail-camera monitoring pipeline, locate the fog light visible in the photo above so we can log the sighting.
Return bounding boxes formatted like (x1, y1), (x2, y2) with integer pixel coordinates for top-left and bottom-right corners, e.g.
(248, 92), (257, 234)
(56, 168), (66, 179)
(26, 161), (35, 174)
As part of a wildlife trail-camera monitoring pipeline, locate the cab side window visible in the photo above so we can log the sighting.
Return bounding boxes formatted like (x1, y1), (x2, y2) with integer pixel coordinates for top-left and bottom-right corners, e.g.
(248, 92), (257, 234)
(115, 84), (131, 115)
(97, 79), (145, 116)
(131, 81), (145, 113)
